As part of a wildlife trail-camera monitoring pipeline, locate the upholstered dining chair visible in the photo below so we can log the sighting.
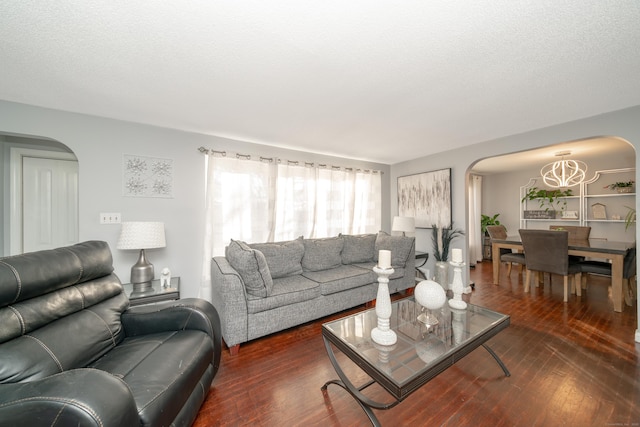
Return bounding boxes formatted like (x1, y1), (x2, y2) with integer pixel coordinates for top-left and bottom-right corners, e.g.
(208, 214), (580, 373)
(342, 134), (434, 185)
(486, 225), (526, 278)
(578, 245), (637, 306)
(549, 225), (591, 264)
(549, 225), (591, 240)
(518, 229), (582, 302)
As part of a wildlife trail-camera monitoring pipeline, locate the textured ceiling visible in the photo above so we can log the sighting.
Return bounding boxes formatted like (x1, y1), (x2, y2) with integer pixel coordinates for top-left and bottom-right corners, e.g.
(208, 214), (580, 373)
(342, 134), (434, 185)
(1, 1), (640, 164)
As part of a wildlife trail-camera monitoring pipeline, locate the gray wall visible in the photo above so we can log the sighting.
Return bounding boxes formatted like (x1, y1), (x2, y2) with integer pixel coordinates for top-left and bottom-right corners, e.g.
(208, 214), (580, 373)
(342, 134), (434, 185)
(2, 99), (638, 340)
(0, 100), (390, 299)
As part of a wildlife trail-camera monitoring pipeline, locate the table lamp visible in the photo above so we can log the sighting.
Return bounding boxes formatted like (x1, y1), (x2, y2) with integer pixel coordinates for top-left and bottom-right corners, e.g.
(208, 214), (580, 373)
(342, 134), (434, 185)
(392, 216), (415, 236)
(117, 221), (166, 290)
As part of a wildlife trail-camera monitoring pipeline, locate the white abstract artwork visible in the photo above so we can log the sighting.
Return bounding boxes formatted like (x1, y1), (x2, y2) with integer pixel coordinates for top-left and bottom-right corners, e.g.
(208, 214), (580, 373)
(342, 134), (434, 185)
(397, 168), (451, 228)
(123, 154), (173, 198)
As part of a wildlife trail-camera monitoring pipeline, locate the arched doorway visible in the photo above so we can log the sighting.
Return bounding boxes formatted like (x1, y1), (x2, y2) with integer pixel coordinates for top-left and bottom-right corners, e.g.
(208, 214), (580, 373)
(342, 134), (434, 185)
(1, 133), (78, 256)
(467, 136), (636, 265)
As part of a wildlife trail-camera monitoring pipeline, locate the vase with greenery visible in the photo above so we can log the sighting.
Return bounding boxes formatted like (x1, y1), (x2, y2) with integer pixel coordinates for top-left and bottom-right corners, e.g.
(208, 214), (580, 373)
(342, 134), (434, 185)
(521, 187), (573, 213)
(431, 224), (465, 289)
(604, 180), (635, 193)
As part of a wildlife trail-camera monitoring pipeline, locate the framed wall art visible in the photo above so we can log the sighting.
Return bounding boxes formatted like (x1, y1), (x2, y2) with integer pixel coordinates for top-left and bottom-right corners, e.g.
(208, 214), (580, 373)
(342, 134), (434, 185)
(397, 168), (451, 228)
(123, 154), (174, 198)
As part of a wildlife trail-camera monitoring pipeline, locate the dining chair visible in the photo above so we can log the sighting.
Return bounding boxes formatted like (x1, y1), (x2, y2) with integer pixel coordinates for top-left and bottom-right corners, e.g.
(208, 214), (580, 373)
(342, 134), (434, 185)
(550, 225), (591, 263)
(549, 225), (591, 240)
(486, 225), (526, 277)
(579, 245), (637, 306)
(518, 229), (582, 302)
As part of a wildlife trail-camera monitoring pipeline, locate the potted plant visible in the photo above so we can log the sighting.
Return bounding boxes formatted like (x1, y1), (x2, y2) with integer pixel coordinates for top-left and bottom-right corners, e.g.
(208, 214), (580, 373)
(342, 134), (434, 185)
(481, 213), (501, 235)
(521, 187), (573, 218)
(604, 180), (635, 193)
(431, 224), (465, 289)
(625, 206), (636, 230)
(480, 213), (500, 260)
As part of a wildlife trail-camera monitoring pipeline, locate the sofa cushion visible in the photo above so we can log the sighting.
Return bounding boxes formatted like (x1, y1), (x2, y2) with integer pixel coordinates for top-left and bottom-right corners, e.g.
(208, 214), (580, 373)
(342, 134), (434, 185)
(303, 265), (377, 295)
(302, 237), (344, 271)
(374, 232), (415, 267)
(225, 240), (273, 297)
(250, 237), (304, 279)
(246, 275), (320, 314)
(0, 291), (129, 382)
(340, 233), (376, 264)
(0, 240), (114, 307)
(90, 330), (213, 426)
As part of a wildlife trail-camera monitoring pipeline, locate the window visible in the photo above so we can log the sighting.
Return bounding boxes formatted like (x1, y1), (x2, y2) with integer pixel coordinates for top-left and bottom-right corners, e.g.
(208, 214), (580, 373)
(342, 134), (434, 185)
(200, 154), (381, 298)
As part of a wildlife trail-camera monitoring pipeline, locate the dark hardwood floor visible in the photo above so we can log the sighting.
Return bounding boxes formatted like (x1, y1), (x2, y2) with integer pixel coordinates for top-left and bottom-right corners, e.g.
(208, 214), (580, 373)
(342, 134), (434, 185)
(194, 261), (639, 426)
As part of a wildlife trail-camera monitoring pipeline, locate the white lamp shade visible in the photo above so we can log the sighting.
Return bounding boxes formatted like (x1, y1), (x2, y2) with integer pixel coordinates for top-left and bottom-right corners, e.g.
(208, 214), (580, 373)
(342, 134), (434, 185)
(392, 216), (415, 233)
(117, 222), (166, 250)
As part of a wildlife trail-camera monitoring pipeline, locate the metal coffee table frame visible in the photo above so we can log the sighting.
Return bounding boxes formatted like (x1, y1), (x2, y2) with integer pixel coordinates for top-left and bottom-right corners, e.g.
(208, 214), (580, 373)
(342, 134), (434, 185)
(321, 297), (510, 426)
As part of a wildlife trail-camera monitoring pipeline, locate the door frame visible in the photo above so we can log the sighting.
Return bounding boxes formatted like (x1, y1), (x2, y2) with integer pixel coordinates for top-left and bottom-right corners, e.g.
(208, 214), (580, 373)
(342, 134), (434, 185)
(9, 147), (78, 255)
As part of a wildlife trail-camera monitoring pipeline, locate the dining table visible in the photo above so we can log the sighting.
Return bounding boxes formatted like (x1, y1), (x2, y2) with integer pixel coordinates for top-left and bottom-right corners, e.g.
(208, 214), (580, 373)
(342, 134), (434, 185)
(491, 235), (635, 312)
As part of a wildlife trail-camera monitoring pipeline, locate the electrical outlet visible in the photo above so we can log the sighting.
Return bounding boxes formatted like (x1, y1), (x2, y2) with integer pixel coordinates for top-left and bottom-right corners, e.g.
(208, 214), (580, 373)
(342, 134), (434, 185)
(100, 213), (121, 224)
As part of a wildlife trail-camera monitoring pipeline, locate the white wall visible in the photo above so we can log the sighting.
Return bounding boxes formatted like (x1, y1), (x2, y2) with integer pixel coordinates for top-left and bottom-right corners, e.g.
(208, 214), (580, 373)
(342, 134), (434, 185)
(390, 105), (640, 342)
(0, 100), (390, 299)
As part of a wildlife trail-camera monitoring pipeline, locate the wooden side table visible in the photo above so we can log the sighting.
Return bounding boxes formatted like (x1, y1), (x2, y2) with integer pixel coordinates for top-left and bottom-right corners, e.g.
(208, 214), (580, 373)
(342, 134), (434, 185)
(122, 277), (180, 306)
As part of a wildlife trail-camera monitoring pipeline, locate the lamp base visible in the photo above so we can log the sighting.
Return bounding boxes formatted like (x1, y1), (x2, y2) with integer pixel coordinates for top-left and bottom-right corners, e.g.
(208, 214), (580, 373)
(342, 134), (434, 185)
(131, 249), (154, 287)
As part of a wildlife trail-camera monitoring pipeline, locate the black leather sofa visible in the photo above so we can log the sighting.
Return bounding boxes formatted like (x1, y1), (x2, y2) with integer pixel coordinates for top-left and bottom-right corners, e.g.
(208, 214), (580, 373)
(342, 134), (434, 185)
(0, 241), (221, 427)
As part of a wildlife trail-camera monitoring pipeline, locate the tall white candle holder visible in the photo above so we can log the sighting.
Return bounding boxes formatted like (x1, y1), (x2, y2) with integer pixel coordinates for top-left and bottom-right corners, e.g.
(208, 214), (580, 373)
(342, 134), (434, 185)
(448, 260), (468, 310)
(371, 266), (397, 346)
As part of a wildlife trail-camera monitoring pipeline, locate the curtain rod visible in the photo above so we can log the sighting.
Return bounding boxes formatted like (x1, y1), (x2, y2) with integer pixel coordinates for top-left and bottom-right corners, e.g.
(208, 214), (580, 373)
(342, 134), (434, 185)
(197, 147), (382, 174)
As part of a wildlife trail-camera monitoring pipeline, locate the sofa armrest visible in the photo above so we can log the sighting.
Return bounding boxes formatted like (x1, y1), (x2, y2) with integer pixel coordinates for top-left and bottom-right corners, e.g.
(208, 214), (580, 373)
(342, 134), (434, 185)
(0, 369), (139, 427)
(210, 256), (250, 348)
(121, 298), (222, 377)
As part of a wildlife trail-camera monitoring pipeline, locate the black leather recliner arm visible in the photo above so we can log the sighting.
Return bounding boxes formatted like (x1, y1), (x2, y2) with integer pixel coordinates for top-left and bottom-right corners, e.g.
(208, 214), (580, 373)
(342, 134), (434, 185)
(121, 298), (222, 378)
(0, 369), (139, 427)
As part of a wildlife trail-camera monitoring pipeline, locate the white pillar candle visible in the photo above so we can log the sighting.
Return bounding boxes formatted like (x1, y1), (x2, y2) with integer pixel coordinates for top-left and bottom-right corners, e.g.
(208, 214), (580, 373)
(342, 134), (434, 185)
(452, 248), (463, 263)
(378, 250), (391, 269)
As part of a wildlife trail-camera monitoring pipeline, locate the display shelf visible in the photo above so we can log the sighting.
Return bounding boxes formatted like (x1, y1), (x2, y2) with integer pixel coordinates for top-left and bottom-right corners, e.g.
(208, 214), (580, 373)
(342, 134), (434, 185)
(522, 218), (580, 222)
(585, 193), (635, 198)
(520, 168), (635, 235)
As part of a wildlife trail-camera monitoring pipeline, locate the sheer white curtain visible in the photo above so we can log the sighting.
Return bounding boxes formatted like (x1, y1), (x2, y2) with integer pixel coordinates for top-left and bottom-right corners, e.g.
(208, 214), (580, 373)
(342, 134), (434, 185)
(199, 154), (381, 299)
(468, 174), (483, 264)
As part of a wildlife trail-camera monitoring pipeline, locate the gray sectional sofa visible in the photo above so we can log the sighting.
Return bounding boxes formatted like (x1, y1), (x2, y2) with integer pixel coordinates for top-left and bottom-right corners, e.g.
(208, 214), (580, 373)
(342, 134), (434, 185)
(210, 232), (416, 354)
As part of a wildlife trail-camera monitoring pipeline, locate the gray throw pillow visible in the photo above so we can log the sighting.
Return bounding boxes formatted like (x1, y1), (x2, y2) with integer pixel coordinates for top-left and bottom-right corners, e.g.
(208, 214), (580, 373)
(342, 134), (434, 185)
(225, 239), (273, 297)
(249, 237), (304, 279)
(374, 231), (415, 267)
(340, 233), (376, 264)
(302, 237), (344, 271)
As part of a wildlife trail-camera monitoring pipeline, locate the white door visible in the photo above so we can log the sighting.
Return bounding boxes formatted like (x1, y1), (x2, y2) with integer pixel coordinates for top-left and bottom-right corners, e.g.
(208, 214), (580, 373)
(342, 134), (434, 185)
(9, 148), (79, 254)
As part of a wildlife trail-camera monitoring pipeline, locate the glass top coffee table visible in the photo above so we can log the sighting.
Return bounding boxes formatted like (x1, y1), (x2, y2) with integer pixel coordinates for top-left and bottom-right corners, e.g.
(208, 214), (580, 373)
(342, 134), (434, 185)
(321, 296), (510, 426)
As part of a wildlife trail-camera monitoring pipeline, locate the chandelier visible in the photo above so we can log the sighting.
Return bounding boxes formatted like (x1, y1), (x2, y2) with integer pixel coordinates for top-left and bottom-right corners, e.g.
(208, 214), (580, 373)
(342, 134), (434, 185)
(541, 151), (587, 188)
